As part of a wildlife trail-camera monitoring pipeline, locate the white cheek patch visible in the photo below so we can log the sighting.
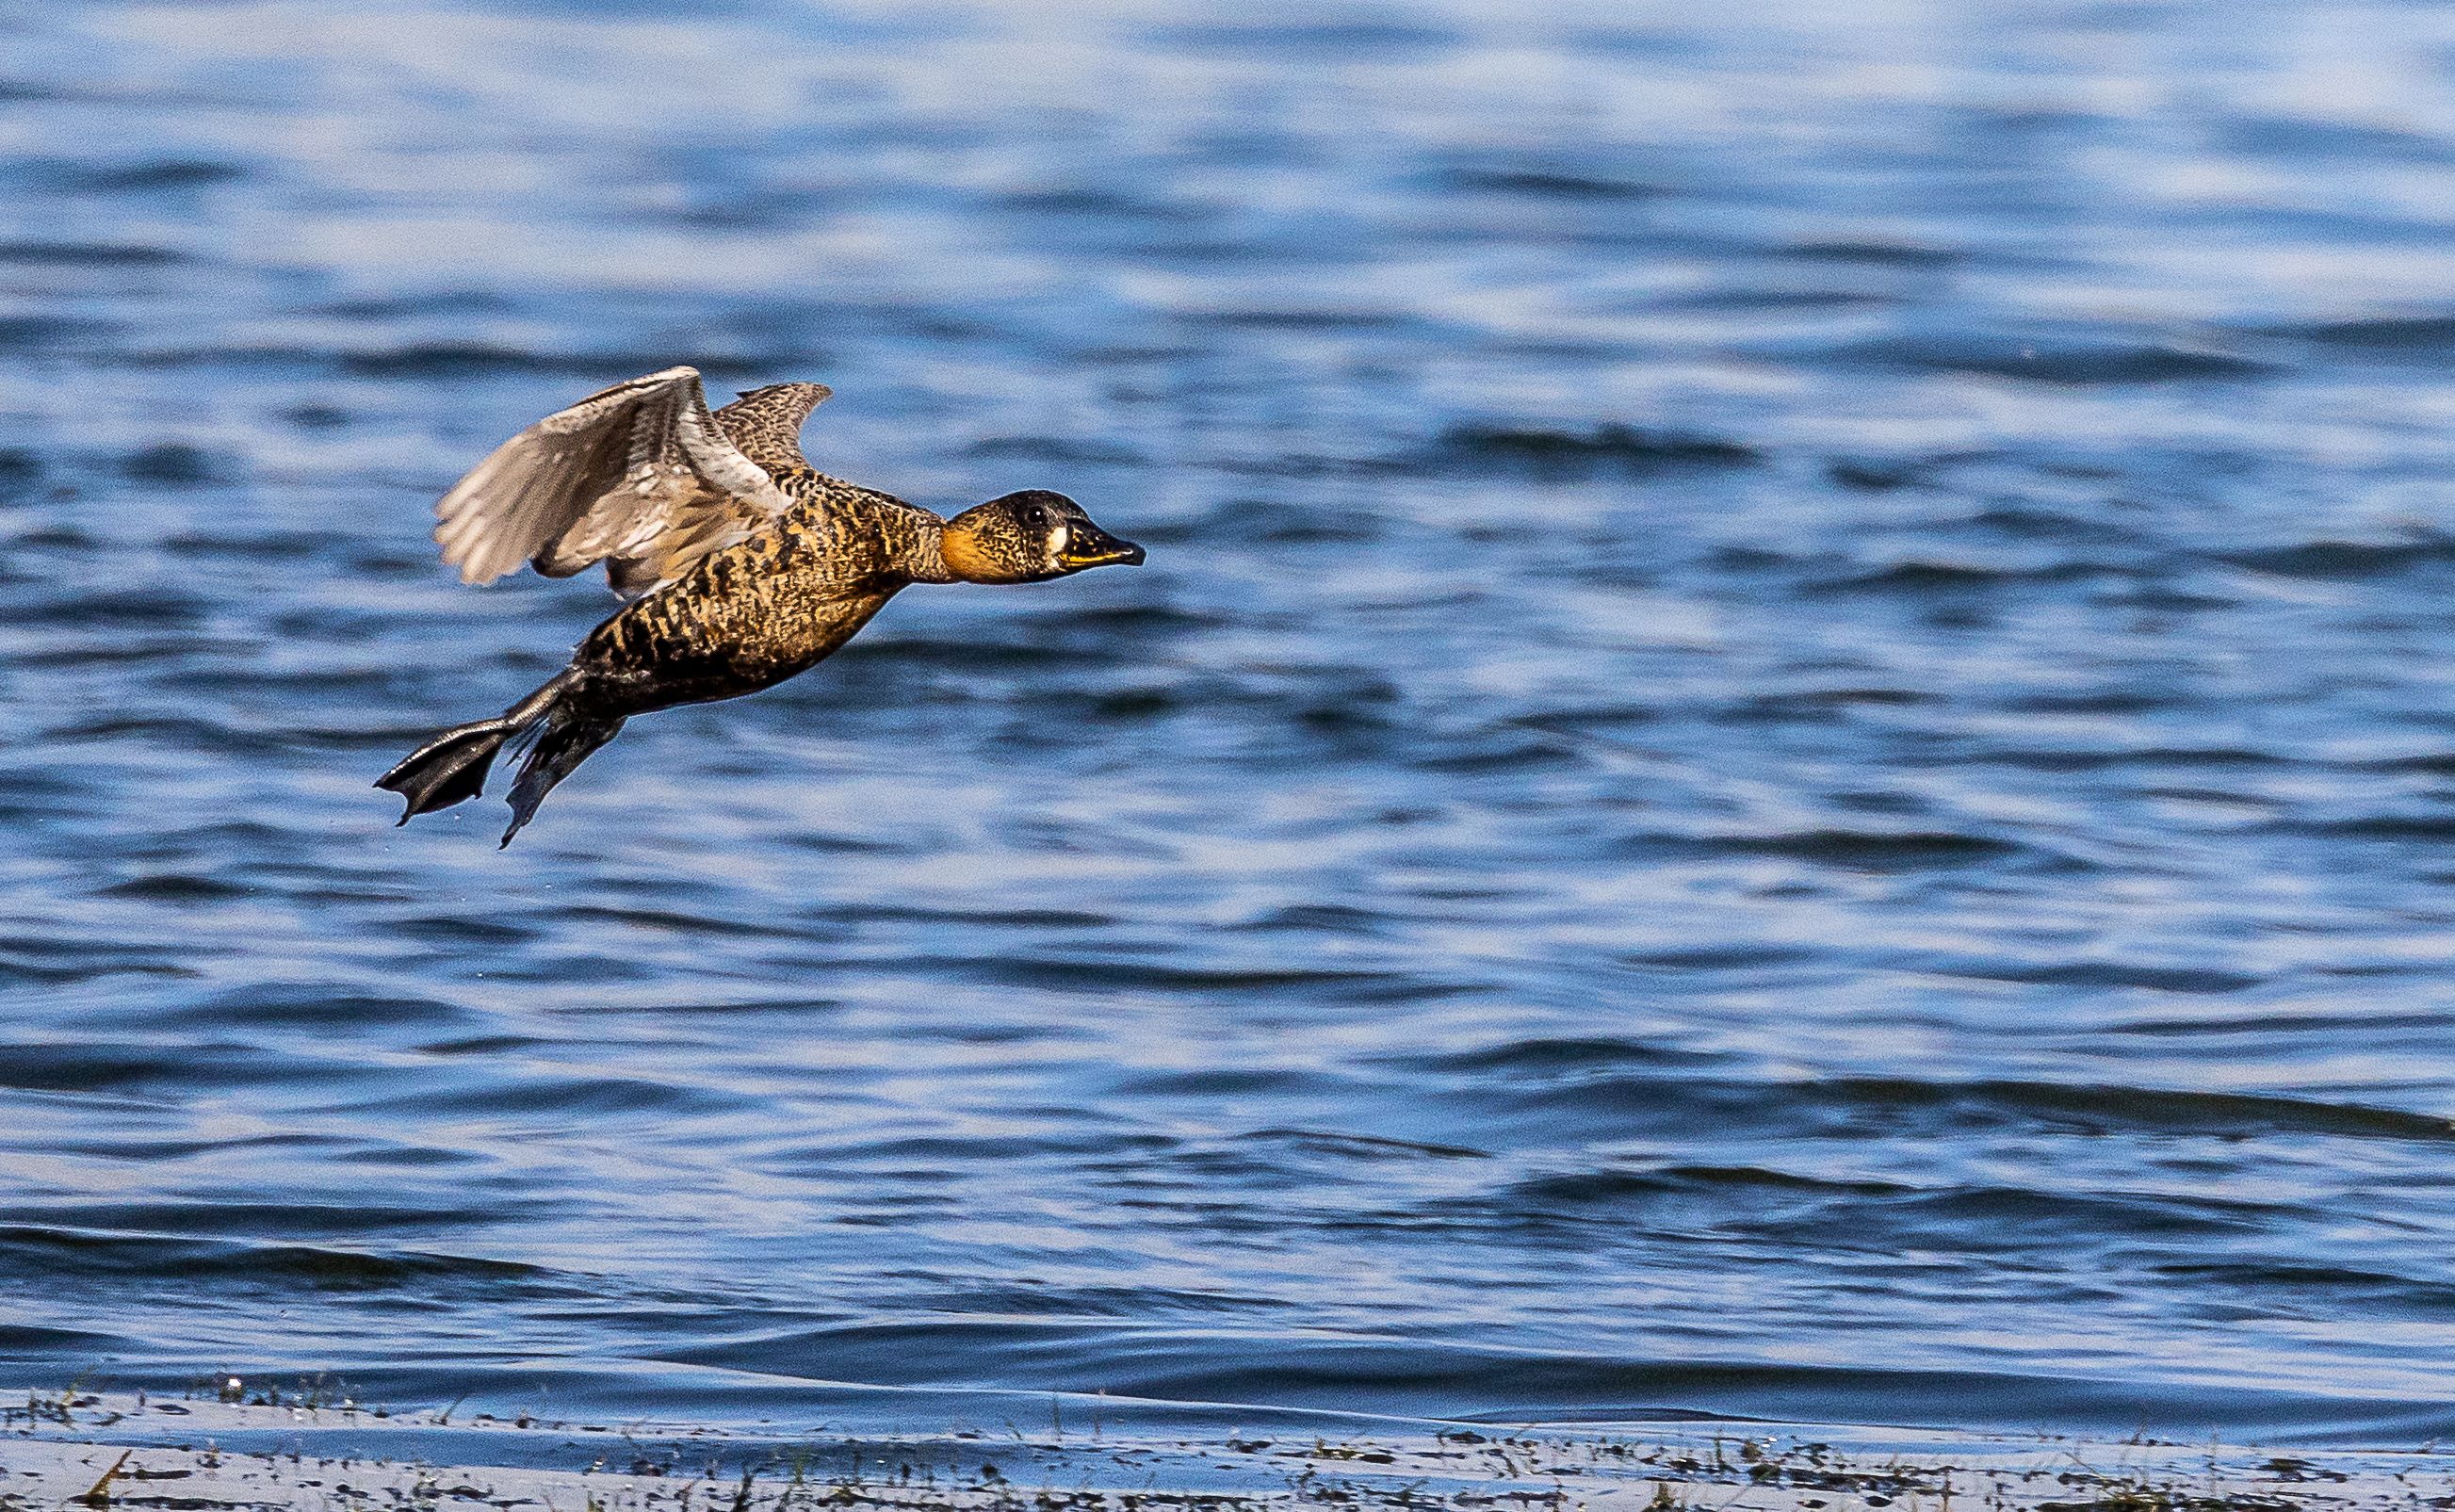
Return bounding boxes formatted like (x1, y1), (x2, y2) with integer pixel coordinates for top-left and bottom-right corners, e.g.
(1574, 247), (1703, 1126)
(1046, 522), (1070, 567)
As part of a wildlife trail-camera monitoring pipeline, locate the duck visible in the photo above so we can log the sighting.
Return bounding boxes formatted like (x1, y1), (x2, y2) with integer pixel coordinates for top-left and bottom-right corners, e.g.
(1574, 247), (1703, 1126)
(377, 366), (1145, 846)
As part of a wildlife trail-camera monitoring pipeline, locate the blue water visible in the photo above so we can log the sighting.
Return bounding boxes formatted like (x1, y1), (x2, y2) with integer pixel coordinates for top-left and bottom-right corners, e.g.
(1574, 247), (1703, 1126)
(8, 0), (2455, 1452)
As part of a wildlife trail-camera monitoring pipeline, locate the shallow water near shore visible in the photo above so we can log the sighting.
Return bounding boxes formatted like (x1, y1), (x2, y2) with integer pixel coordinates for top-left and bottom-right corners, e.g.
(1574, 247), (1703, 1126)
(13, 1392), (2451, 1512)
(8, 0), (2455, 1453)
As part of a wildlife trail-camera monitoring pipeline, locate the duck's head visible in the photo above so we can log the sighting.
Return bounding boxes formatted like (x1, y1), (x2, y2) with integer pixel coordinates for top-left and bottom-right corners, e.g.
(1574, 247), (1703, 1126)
(939, 489), (1146, 584)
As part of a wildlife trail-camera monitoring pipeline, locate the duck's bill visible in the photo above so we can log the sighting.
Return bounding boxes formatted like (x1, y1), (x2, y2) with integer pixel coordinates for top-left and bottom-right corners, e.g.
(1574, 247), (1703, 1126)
(1060, 527), (1146, 569)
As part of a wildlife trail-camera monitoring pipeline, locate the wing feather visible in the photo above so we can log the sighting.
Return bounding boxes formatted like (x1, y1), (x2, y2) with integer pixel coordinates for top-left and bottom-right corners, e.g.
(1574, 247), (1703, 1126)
(432, 366), (802, 596)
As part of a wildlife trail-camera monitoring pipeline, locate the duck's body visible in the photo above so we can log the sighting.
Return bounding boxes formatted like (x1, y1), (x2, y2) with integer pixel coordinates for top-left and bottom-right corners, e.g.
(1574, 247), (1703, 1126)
(574, 474), (935, 713)
(378, 367), (1143, 844)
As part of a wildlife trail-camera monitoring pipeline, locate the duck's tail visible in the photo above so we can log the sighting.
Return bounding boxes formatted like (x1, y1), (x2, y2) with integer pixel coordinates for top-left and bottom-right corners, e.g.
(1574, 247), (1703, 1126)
(378, 669), (624, 846)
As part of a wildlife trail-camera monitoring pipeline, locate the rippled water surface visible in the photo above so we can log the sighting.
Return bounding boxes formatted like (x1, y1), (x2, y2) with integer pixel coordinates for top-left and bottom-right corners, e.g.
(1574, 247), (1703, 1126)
(8, 0), (2455, 1451)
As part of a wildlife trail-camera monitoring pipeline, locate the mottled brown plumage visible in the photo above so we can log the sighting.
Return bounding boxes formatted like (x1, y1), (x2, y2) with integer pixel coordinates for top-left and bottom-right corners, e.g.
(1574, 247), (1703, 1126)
(379, 367), (1145, 845)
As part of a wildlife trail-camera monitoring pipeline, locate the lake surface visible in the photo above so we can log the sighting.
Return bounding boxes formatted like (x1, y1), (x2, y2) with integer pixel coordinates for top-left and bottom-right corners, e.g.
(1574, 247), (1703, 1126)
(7, 0), (2455, 1452)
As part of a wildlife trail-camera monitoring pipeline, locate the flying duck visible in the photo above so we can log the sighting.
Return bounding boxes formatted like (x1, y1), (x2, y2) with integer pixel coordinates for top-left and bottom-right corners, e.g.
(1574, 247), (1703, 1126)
(377, 366), (1145, 845)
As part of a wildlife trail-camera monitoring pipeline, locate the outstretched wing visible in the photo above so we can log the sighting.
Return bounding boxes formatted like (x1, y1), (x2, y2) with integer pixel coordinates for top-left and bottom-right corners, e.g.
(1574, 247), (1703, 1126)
(433, 366), (803, 597)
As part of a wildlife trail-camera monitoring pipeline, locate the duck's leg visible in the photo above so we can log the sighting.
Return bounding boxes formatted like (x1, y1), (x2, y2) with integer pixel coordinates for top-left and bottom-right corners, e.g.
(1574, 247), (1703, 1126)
(377, 670), (580, 824)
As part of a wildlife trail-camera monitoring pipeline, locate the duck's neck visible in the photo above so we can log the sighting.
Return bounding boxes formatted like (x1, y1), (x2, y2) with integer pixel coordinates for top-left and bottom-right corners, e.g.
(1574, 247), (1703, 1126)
(901, 518), (962, 584)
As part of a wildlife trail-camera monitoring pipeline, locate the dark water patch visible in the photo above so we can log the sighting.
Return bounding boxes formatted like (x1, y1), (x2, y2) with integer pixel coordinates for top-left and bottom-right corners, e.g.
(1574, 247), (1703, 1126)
(1839, 334), (2276, 384)
(2112, 1008), (2448, 1036)
(0, 763), (102, 804)
(2297, 812), (2455, 840)
(1235, 902), (1388, 934)
(1743, 684), (1934, 711)
(1983, 742), (2292, 772)
(6, 1203), (537, 1243)
(1827, 1079), (2455, 1143)
(1498, 1074), (2455, 1146)
(121, 443), (225, 484)
(2152, 1261), (2455, 1315)
(540, 991), (845, 1020)
(1927, 958), (2263, 993)
(1145, 19), (1460, 59)
(284, 402), (350, 429)
(2223, 536), (2455, 579)
(2262, 312), (2455, 352)
(0, 1323), (122, 1353)
(0, 447), (45, 493)
(766, 829), (920, 858)
(1830, 1184), (2292, 1244)
(38, 158), (245, 191)
(334, 1144), (490, 1169)
(138, 821), (309, 852)
(0, 957), (196, 989)
(0, 1042), (291, 1094)
(1623, 943), (1820, 969)
(0, 239), (187, 266)
(1240, 1128), (1490, 1162)
(0, 314), (106, 351)
(10, 522), (96, 554)
(1410, 730), (1588, 774)
(1504, 1164), (1910, 1209)
(1670, 825), (2031, 870)
(2356, 749), (2455, 775)
(0, 1227), (556, 1293)
(805, 1130), (1149, 1167)
(965, 435), (1147, 464)
(346, 1074), (744, 1120)
(1439, 167), (1665, 201)
(994, 187), (1200, 222)
(94, 872), (254, 902)
(1666, 285), (1899, 313)
(2094, 580), (2238, 612)
(892, 1278), (1284, 1319)
(1800, 558), (2101, 593)
(165, 987), (471, 1032)
(1390, 1036), (1722, 1077)
(1116, 1066), (1358, 1098)
(40, 1132), (360, 1162)
(1780, 239), (1963, 267)
(1190, 306), (1426, 333)
(1432, 422), (1761, 475)
(333, 341), (576, 378)
(386, 914), (540, 947)
(311, 291), (523, 319)
(416, 1034), (554, 1056)
(975, 955), (1447, 1000)
(1088, 685), (1182, 719)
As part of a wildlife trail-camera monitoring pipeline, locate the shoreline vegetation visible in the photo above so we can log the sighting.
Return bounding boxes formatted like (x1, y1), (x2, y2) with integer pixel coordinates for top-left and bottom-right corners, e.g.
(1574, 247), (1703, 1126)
(6, 1390), (2450, 1512)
